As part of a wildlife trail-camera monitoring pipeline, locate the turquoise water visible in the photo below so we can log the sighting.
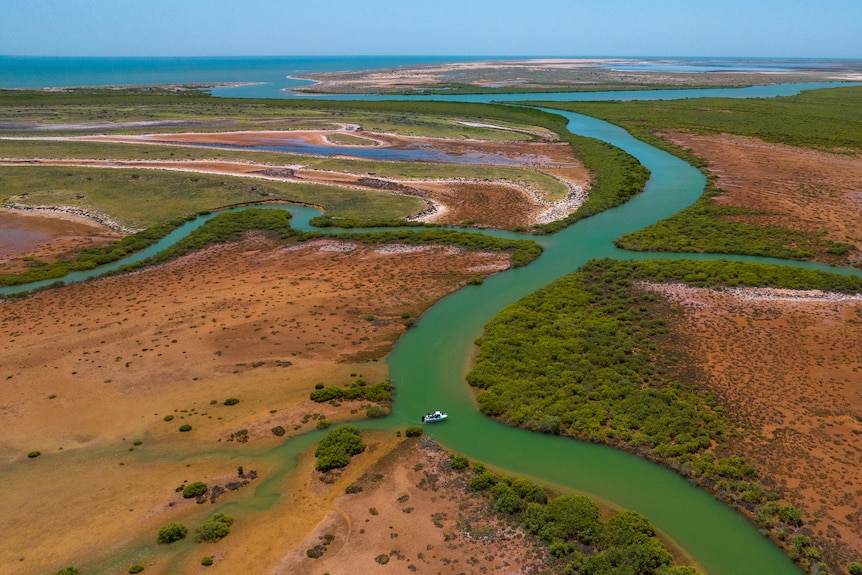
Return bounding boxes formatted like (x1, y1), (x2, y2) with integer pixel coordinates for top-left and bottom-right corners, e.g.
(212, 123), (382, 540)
(2, 55), (860, 101)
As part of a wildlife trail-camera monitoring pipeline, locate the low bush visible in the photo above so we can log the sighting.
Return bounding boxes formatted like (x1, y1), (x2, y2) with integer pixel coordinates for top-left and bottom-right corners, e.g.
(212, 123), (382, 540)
(271, 425), (286, 437)
(195, 513), (234, 543)
(183, 482), (208, 499)
(366, 405), (387, 418)
(179, 424), (192, 432)
(223, 397), (240, 406)
(450, 456), (470, 471)
(201, 556), (214, 566)
(128, 565), (144, 573)
(405, 425), (423, 437)
(27, 451), (41, 458)
(157, 522), (188, 544)
(314, 425), (366, 472)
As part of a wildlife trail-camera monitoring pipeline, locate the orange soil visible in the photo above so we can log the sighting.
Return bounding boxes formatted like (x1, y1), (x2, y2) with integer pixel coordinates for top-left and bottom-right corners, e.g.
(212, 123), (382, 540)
(0, 234), (512, 574)
(272, 438), (552, 575)
(0, 208), (123, 274)
(664, 131), (862, 264)
(650, 283), (862, 566)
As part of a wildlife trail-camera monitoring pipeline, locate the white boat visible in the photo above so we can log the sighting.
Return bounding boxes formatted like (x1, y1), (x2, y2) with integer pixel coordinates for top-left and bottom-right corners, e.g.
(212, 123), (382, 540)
(421, 410), (448, 423)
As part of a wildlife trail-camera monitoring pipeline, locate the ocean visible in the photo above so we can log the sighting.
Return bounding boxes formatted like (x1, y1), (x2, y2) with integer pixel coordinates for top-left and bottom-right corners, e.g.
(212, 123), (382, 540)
(2, 55), (861, 99)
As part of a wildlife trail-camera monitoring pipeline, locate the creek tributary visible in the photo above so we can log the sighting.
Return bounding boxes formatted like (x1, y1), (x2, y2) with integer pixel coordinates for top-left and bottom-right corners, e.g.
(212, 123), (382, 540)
(8, 84), (862, 573)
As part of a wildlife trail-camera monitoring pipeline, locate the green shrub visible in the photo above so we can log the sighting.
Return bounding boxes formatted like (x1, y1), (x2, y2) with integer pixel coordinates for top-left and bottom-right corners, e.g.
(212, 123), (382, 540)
(271, 425), (286, 437)
(366, 405), (387, 418)
(469, 472), (495, 491)
(195, 513), (234, 543)
(163, 414), (174, 422)
(450, 456), (469, 471)
(310, 386), (344, 402)
(316, 418), (331, 430)
(157, 522), (188, 544)
(54, 568), (79, 575)
(314, 425), (366, 472)
(178, 424), (192, 432)
(27, 451), (41, 458)
(183, 482), (208, 499)
(345, 483), (363, 494)
(778, 505), (804, 527)
(201, 556), (214, 566)
(404, 425), (423, 437)
(128, 565), (145, 573)
(848, 562), (862, 575)
(223, 397), (240, 406)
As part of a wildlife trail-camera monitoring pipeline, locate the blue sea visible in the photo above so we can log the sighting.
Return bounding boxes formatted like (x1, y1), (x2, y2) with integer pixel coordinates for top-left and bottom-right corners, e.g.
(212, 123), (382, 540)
(0, 56), (508, 97)
(2, 56), (861, 100)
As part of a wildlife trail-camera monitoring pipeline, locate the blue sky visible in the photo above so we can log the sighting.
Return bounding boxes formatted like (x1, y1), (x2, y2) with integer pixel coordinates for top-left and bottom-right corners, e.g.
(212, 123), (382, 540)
(1, 0), (859, 58)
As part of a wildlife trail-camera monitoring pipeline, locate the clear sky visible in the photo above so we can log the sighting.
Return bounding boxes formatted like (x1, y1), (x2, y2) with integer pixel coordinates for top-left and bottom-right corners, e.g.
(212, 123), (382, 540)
(1, 0), (859, 58)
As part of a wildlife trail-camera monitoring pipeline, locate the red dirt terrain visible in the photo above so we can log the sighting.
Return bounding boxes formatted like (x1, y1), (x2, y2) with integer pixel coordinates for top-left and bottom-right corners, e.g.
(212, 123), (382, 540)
(650, 283), (862, 567)
(665, 131), (862, 264)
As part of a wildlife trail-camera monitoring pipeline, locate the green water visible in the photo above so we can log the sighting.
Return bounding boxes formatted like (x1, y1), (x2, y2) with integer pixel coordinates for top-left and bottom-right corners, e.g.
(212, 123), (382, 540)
(385, 111), (809, 575)
(12, 107), (862, 574)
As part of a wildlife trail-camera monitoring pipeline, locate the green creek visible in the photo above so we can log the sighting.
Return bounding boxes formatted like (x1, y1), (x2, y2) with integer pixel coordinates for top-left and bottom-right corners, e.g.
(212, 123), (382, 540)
(8, 86), (862, 574)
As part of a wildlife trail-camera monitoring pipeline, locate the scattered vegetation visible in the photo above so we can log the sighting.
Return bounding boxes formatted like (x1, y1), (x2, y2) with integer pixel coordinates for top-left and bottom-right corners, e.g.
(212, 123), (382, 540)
(271, 425), (286, 437)
(179, 424), (192, 432)
(314, 425), (366, 472)
(310, 379), (393, 404)
(53, 568), (78, 575)
(27, 451), (41, 458)
(223, 397), (240, 406)
(201, 556), (214, 566)
(128, 565), (144, 574)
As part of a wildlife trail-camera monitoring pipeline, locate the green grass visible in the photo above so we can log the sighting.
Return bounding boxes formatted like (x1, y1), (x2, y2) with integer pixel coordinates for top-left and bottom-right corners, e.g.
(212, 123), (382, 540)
(1, 89), (650, 227)
(0, 166), (424, 229)
(0, 140), (571, 203)
(323, 132), (378, 146)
